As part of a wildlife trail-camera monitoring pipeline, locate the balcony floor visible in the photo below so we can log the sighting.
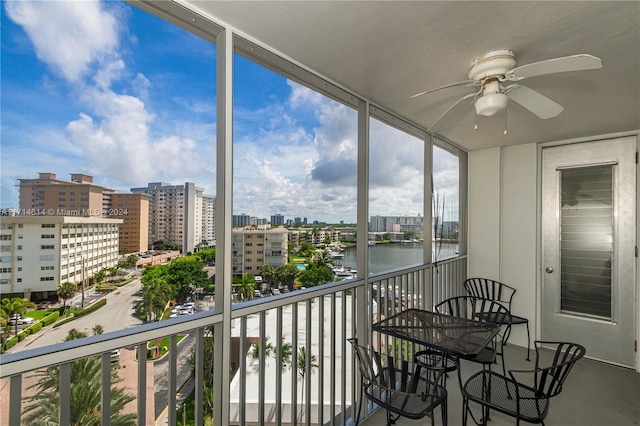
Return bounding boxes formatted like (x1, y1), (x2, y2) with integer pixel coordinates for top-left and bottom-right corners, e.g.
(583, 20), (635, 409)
(362, 344), (640, 426)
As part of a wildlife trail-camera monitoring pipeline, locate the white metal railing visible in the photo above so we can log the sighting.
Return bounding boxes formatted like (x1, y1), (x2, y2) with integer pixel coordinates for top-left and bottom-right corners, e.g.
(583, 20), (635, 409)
(0, 257), (466, 425)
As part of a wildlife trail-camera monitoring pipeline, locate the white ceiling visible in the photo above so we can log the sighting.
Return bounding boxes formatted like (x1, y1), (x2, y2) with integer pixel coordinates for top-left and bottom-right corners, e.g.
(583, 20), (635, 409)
(182, 1), (639, 151)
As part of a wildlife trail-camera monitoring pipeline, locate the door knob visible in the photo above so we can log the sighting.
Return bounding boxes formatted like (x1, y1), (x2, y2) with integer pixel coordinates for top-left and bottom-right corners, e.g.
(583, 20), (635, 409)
(545, 267), (554, 273)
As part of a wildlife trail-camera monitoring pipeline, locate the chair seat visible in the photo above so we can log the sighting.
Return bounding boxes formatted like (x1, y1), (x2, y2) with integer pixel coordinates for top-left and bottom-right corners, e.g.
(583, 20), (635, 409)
(414, 349), (458, 373)
(461, 346), (496, 365)
(365, 373), (447, 420)
(463, 370), (549, 423)
(475, 311), (527, 326)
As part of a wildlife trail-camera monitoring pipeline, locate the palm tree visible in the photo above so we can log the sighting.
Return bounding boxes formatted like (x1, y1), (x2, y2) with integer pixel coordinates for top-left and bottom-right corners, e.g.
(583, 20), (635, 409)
(141, 278), (172, 321)
(296, 346), (319, 421)
(260, 265), (276, 291)
(312, 250), (334, 268)
(57, 281), (77, 310)
(22, 356), (136, 425)
(1, 297), (36, 336)
(233, 273), (255, 301)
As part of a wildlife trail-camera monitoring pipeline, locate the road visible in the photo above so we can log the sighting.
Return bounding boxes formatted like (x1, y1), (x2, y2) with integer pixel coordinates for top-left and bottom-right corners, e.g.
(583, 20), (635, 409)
(7, 278), (144, 352)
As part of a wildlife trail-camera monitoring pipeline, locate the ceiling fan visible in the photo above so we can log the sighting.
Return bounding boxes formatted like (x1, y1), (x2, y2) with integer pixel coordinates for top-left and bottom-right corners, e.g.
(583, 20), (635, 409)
(411, 49), (603, 132)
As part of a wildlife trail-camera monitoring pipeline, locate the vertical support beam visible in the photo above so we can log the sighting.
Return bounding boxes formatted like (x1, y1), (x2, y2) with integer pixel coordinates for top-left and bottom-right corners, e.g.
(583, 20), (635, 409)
(9, 375), (22, 426)
(425, 134), (434, 306)
(258, 312), (266, 423)
(317, 295), (325, 425)
(213, 25), (233, 426)
(426, 134), (434, 263)
(275, 307), (284, 424)
(305, 300), (312, 426)
(59, 362), (71, 425)
(239, 317), (247, 424)
(168, 335), (177, 425)
(291, 302), (299, 423)
(101, 352), (111, 425)
(355, 100), (369, 424)
(194, 327), (204, 425)
(137, 342), (147, 426)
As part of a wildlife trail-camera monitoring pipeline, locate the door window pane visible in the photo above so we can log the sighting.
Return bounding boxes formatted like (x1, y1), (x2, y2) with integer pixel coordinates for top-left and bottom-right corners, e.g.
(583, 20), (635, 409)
(560, 165), (613, 319)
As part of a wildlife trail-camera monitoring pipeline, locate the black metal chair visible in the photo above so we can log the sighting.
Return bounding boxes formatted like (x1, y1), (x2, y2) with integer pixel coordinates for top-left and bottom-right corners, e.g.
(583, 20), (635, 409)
(434, 296), (512, 378)
(461, 341), (586, 426)
(348, 338), (448, 426)
(464, 277), (531, 360)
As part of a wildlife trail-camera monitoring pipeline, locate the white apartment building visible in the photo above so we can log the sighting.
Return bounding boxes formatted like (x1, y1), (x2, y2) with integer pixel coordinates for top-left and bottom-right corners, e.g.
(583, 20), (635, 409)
(232, 226), (288, 276)
(131, 182), (214, 253)
(369, 215), (425, 238)
(0, 216), (121, 301)
(202, 194), (216, 247)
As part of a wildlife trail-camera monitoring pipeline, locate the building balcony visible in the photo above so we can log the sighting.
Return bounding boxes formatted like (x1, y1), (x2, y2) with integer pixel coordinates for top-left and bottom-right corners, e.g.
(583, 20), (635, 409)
(3, 256), (635, 425)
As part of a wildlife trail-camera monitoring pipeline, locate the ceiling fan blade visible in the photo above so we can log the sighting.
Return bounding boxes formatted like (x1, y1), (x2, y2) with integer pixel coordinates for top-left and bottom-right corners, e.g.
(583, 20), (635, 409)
(504, 84), (564, 119)
(505, 54), (602, 80)
(410, 80), (478, 99)
(428, 92), (476, 131)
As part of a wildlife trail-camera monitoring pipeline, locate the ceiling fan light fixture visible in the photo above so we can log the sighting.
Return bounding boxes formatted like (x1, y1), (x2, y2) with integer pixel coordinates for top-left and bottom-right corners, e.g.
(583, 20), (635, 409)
(475, 93), (508, 116)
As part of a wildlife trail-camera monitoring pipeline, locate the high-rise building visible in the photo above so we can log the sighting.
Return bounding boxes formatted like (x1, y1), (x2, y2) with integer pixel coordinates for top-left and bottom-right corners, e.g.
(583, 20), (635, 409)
(18, 173), (148, 253)
(270, 214), (285, 226)
(0, 216), (121, 301)
(202, 195), (216, 247)
(131, 182), (213, 253)
(111, 193), (149, 253)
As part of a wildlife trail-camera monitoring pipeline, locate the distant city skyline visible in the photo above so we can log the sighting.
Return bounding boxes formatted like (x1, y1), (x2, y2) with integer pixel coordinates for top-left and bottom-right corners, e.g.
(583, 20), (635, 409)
(1, 0), (459, 223)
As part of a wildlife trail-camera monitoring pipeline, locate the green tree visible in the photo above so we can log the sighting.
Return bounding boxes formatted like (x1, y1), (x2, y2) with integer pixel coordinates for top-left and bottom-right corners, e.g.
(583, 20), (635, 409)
(141, 277), (172, 321)
(259, 265), (276, 290)
(57, 281), (76, 309)
(92, 269), (107, 284)
(275, 264), (300, 291)
(297, 263), (334, 287)
(166, 256), (210, 298)
(1, 297), (36, 336)
(65, 328), (88, 341)
(311, 250), (334, 268)
(297, 346), (319, 421)
(188, 327), (215, 423)
(127, 254), (139, 268)
(23, 355), (135, 425)
(233, 273), (255, 301)
(194, 248), (216, 263)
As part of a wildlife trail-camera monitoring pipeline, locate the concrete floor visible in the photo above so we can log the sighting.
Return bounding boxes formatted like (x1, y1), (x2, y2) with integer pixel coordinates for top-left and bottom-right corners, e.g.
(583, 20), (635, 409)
(361, 344), (640, 426)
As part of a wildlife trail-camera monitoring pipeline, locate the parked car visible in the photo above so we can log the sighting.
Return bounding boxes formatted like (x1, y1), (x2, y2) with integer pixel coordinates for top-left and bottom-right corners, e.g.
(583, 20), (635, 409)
(37, 301), (50, 310)
(111, 349), (120, 363)
(8, 316), (35, 325)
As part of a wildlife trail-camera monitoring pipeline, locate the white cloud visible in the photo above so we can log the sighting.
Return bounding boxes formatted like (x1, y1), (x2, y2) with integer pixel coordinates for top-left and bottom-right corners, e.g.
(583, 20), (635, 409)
(5, 0), (120, 83)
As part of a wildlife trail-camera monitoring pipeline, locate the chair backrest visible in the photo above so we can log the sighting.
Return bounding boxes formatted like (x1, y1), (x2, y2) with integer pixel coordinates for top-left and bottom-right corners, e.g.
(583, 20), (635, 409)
(348, 338), (428, 393)
(464, 278), (516, 307)
(435, 296), (512, 323)
(526, 341), (586, 399)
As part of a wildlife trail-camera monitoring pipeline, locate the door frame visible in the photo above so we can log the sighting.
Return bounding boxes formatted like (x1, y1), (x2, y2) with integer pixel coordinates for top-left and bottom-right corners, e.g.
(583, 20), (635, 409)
(537, 131), (639, 371)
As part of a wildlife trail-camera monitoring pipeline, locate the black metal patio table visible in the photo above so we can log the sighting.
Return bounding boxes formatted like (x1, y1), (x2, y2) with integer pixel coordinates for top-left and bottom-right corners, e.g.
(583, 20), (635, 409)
(372, 308), (500, 358)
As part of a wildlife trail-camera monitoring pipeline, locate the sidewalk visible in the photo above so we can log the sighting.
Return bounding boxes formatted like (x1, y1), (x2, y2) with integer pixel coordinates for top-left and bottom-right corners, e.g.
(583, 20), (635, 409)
(155, 376), (195, 425)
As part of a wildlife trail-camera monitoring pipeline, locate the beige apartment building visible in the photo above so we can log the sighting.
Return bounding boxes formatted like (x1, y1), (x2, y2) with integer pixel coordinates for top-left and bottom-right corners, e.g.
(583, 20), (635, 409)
(0, 216), (121, 301)
(232, 226), (288, 276)
(18, 173), (149, 253)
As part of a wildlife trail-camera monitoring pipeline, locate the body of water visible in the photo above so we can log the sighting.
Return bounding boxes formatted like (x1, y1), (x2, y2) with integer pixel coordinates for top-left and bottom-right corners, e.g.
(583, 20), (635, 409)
(340, 242), (459, 274)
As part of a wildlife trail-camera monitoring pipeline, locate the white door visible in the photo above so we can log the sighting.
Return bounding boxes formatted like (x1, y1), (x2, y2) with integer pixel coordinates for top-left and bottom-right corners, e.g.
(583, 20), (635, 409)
(542, 137), (636, 367)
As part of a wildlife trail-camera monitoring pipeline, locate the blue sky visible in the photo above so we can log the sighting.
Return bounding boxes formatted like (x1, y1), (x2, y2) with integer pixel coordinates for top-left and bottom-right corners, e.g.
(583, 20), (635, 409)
(1, 0), (458, 223)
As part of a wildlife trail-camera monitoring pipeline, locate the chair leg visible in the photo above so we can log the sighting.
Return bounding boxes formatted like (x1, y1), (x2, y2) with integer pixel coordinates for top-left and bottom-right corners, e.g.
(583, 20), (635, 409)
(441, 396), (448, 426)
(355, 386), (364, 426)
(525, 322), (531, 361)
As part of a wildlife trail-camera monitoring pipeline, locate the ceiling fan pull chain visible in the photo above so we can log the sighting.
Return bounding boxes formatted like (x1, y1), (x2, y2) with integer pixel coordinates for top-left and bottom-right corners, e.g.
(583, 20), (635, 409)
(504, 107), (508, 135)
